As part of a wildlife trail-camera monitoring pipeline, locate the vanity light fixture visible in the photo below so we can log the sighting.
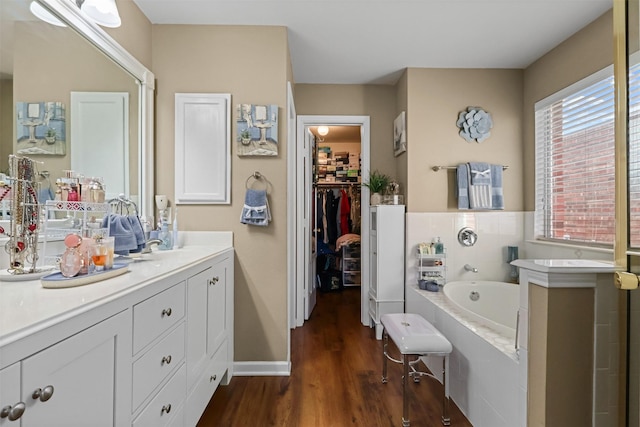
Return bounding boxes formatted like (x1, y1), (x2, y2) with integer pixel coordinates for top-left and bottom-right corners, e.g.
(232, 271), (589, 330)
(30, 0), (122, 29)
(80, 0), (121, 28)
(317, 126), (329, 136)
(29, 1), (67, 27)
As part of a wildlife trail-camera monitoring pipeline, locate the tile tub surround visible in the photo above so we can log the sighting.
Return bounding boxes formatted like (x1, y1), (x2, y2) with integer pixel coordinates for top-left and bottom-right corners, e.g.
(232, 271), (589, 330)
(406, 285), (520, 427)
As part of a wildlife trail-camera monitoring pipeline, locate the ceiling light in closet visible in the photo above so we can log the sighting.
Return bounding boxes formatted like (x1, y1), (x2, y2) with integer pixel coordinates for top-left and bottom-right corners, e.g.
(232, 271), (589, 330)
(317, 126), (329, 136)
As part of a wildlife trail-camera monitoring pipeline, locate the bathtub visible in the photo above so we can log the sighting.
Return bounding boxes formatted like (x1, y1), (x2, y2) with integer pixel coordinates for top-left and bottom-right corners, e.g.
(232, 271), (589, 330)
(406, 281), (522, 426)
(443, 281), (519, 339)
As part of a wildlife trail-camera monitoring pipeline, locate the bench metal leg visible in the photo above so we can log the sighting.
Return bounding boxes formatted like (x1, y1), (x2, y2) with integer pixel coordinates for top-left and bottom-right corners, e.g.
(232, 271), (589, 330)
(402, 353), (410, 427)
(442, 355), (451, 426)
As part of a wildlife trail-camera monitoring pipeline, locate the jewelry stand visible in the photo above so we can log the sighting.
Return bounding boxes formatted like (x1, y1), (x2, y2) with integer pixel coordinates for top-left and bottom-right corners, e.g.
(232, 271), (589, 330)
(2, 155), (45, 278)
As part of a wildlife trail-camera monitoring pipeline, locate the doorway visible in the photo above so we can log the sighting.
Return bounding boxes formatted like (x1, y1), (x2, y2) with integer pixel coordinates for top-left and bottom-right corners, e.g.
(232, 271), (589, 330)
(292, 115), (371, 329)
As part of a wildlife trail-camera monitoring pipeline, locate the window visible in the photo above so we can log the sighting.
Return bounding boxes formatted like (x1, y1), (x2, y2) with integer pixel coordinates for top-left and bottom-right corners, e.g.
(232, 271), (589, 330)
(536, 61), (640, 247)
(535, 67), (616, 246)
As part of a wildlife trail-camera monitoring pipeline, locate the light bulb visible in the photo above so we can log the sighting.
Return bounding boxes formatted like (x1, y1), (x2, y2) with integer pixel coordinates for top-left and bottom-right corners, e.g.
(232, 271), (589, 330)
(317, 126), (329, 136)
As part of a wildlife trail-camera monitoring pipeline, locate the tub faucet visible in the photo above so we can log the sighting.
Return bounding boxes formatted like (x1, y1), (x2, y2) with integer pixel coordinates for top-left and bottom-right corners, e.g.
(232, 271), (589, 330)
(464, 264), (478, 273)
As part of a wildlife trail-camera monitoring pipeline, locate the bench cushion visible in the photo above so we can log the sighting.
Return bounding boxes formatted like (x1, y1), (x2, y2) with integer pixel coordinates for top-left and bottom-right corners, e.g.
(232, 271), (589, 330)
(381, 313), (452, 355)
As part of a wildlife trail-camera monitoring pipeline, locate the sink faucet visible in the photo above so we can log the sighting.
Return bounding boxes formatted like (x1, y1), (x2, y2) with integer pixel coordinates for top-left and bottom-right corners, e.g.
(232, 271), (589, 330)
(464, 264), (478, 273)
(141, 239), (163, 254)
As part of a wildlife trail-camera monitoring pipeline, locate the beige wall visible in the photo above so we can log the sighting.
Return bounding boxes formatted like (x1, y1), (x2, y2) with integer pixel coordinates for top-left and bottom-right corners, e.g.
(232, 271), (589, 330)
(152, 24), (291, 361)
(523, 10), (613, 211)
(13, 21), (139, 186)
(104, 0), (153, 70)
(395, 70), (408, 202)
(294, 84), (397, 180)
(404, 68), (524, 212)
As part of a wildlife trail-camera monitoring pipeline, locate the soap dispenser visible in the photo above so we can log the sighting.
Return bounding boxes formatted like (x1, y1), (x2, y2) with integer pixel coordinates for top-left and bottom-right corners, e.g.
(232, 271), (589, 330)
(158, 220), (173, 251)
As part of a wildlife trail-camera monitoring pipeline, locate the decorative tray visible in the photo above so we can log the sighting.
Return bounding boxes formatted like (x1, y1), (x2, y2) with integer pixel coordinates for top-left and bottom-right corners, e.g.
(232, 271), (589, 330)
(41, 264), (129, 289)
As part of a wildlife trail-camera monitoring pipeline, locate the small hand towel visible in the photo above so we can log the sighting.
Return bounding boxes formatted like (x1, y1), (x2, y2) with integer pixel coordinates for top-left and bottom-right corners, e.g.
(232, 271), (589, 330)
(467, 163), (492, 209)
(240, 189), (272, 226)
(102, 214), (138, 255)
(126, 215), (146, 253)
(456, 164), (470, 210)
(468, 162), (492, 185)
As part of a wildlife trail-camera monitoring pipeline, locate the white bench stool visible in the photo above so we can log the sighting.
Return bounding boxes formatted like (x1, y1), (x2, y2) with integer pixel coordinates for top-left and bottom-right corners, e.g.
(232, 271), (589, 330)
(381, 313), (453, 427)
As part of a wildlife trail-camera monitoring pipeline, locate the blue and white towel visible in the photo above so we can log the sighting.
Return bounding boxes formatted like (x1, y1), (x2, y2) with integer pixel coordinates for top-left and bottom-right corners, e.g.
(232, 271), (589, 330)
(456, 163), (504, 210)
(240, 189), (271, 226)
(467, 162), (492, 209)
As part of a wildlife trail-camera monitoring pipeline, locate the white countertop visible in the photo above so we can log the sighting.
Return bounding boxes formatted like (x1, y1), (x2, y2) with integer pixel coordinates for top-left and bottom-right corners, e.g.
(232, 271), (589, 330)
(511, 258), (616, 273)
(0, 233), (232, 348)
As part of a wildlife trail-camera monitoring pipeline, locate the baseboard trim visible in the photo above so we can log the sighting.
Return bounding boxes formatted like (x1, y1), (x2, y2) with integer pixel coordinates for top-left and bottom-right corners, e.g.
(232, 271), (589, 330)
(233, 361), (291, 376)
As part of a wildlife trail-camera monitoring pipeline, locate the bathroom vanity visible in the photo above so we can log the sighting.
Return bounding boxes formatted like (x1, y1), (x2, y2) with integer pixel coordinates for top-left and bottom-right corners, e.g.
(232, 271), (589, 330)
(0, 233), (234, 426)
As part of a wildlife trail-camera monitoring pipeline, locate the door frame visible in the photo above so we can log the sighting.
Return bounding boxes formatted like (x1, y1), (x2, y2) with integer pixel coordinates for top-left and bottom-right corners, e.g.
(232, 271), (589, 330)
(290, 115), (371, 329)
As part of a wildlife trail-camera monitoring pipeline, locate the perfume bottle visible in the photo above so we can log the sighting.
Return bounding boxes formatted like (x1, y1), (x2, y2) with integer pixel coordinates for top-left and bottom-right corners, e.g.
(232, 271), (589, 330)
(60, 233), (83, 277)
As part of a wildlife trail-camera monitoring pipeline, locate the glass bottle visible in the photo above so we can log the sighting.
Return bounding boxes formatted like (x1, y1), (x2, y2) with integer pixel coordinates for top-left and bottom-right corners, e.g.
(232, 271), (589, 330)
(158, 221), (173, 251)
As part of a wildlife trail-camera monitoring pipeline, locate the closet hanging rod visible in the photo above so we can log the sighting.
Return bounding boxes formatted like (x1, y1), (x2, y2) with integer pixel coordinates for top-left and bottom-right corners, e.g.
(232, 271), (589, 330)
(314, 182), (361, 187)
(431, 165), (509, 172)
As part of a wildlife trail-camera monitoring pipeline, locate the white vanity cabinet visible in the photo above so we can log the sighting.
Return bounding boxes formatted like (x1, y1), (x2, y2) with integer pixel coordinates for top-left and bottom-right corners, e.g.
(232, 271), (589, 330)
(2, 310), (131, 427)
(185, 252), (234, 427)
(0, 363), (22, 425)
(0, 242), (235, 427)
(368, 205), (405, 339)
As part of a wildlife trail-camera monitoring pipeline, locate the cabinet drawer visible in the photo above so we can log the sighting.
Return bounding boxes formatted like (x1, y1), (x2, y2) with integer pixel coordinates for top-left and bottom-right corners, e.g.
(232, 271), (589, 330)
(343, 258), (360, 271)
(133, 363), (186, 427)
(185, 340), (228, 427)
(133, 281), (185, 354)
(132, 322), (186, 411)
(343, 271), (360, 285)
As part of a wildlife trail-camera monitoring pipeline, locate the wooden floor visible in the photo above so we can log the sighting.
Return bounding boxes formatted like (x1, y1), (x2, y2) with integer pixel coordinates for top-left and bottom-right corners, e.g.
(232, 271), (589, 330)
(198, 287), (473, 426)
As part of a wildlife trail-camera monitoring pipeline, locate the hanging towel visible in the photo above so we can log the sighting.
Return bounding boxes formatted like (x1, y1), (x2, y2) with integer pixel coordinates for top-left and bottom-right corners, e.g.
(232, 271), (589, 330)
(467, 163), (492, 209)
(126, 215), (146, 253)
(456, 164), (470, 210)
(102, 214), (139, 255)
(491, 164), (504, 210)
(468, 162), (492, 185)
(240, 189), (272, 226)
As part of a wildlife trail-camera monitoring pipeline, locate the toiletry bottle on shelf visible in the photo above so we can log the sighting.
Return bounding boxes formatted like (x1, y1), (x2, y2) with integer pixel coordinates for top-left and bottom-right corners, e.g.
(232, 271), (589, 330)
(158, 221), (173, 251)
(172, 207), (179, 249)
(433, 237), (444, 254)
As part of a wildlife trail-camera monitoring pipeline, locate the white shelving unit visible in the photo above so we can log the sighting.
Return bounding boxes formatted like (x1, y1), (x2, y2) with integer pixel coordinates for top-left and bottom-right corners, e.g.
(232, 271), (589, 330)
(368, 205), (405, 339)
(417, 253), (446, 286)
(341, 244), (361, 287)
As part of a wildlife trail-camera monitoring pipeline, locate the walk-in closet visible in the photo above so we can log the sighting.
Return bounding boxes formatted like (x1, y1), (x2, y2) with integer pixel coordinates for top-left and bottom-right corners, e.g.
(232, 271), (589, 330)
(311, 125), (362, 293)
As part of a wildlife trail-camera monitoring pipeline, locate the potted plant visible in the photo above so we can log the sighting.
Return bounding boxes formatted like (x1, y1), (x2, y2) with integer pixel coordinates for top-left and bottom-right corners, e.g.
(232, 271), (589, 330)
(45, 127), (57, 144)
(239, 128), (251, 145)
(362, 170), (391, 205)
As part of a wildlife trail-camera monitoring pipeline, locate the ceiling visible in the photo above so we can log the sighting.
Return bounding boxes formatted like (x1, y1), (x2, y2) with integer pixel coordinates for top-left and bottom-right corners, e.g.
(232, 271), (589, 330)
(132, 0), (612, 85)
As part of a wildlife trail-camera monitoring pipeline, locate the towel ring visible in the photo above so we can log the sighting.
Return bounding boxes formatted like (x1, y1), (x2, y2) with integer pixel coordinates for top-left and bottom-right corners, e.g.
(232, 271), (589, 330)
(245, 171), (268, 191)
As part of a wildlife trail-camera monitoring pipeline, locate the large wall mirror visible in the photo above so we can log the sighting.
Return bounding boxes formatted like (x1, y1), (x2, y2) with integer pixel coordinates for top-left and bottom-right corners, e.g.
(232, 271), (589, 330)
(0, 0), (154, 218)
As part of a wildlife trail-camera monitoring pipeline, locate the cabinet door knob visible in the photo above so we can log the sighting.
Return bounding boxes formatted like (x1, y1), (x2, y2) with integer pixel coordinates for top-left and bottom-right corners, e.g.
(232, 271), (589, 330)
(209, 374), (217, 382)
(161, 404), (171, 415)
(32, 385), (54, 402)
(0, 402), (25, 421)
(208, 276), (219, 286)
(161, 355), (172, 365)
(161, 308), (172, 317)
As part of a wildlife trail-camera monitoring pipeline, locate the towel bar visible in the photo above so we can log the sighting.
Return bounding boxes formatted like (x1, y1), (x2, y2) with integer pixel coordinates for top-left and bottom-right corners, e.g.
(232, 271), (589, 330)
(432, 165), (509, 172)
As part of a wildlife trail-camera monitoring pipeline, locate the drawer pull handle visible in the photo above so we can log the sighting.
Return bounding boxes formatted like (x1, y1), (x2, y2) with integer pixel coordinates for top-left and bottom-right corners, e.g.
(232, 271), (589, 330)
(161, 308), (172, 317)
(161, 404), (172, 415)
(161, 355), (172, 365)
(0, 402), (25, 421)
(208, 276), (219, 286)
(32, 385), (54, 402)
(210, 374), (217, 382)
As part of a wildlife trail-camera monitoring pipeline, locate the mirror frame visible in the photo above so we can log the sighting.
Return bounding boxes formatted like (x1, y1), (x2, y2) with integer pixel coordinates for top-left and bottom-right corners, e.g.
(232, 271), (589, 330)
(36, 0), (155, 219)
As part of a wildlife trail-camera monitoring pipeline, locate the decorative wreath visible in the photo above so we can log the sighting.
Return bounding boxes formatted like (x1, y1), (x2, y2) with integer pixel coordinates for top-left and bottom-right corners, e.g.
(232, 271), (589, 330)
(456, 107), (493, 143)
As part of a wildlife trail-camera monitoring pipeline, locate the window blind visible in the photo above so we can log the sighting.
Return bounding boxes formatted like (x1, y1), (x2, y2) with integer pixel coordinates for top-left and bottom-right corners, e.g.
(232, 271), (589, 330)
(628, 62), (640, 248)
(535, 68), (616, 245)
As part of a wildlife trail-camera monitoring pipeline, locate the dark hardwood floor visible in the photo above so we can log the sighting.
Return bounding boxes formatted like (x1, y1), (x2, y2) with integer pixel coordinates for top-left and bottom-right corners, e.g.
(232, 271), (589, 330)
(198, 287), (472, 426)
